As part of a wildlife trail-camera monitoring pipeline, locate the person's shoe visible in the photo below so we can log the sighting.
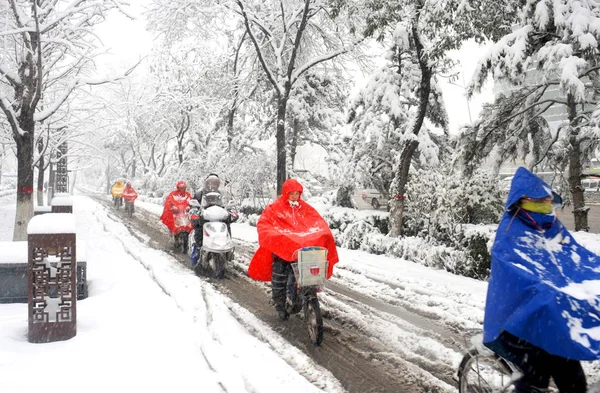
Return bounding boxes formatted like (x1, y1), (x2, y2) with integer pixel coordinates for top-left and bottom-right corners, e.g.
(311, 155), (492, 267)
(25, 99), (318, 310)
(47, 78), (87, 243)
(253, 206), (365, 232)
(277, 310), (289, 321)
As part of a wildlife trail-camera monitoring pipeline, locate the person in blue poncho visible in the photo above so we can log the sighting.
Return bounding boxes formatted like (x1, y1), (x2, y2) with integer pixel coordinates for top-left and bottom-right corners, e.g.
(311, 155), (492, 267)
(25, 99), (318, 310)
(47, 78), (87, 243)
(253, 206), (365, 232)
(484, 167), (600, 393)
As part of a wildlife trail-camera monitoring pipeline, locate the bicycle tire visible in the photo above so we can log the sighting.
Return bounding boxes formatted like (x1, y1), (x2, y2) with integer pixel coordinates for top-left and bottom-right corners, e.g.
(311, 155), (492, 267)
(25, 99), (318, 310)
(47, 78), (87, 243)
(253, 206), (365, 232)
(304, 296), (323, 346)
(457, 346), (515, 393)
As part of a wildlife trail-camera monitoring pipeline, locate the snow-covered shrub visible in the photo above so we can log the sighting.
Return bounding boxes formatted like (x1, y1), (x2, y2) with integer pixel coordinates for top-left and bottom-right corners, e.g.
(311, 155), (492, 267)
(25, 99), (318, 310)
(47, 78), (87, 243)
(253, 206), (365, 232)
(405, 169), (503, 244)
(341, 221), (381, 250)
(324, 206), (389, 236)
(246, 213), (260, 227)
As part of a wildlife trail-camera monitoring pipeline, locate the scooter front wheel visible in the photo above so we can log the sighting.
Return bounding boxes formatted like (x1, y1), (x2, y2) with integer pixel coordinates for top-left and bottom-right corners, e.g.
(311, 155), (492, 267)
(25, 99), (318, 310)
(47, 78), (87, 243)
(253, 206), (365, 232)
(214, 253), (225, 279)
(304, 295), (323, 346)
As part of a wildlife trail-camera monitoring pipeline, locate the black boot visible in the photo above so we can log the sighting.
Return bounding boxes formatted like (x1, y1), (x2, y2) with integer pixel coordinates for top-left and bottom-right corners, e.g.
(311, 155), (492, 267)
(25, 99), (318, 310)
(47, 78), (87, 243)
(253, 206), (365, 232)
(272, 256), (289, 320)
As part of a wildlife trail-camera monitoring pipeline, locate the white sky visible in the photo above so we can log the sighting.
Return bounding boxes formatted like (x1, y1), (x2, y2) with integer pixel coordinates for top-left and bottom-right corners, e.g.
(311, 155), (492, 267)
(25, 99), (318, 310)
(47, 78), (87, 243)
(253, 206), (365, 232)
(1, 191), (600, 392)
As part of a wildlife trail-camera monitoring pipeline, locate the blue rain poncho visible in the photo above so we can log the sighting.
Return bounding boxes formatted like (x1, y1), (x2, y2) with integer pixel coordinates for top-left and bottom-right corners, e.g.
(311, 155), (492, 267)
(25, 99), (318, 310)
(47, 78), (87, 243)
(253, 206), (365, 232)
(483, 167), (600, 360)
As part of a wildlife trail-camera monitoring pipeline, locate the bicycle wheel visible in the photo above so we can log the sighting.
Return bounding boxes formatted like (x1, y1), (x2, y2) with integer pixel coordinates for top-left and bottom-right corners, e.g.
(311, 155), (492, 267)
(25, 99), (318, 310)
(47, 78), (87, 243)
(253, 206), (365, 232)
(304, 295), (323, 346)
(458, 347), (516, 393)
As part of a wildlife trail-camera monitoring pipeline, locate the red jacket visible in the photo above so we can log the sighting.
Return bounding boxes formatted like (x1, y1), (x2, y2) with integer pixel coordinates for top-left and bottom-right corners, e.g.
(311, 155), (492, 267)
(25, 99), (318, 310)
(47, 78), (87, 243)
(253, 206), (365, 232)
(123, 187), (138, 202)
(160, 190), (192, 234)
(248, 178), (339, 281)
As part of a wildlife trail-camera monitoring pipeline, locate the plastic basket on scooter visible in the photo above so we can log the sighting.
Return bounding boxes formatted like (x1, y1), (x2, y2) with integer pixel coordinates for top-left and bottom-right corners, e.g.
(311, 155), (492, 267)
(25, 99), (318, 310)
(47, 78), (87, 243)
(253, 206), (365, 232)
(291, 247), (328, 287)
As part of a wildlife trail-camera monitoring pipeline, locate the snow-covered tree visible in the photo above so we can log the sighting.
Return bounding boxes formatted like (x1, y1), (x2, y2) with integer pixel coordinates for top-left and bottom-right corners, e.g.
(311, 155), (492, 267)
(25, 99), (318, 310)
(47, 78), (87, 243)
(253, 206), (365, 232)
(459, 0), (600, 231)
(286, 70), (349, 170)
(347, 29), (449, 205)
(355, 0), (517, 236)
(405, 169), (504, 242)
(235, 0), (363, 194)
(0, 0), (133, 240)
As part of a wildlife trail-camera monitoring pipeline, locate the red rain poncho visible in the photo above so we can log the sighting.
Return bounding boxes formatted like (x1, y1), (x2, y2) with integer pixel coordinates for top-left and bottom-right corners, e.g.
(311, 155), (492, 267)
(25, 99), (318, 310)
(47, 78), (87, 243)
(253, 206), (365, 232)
(160, 189), (192, 234)
(248, 179), (339, 281)
(123, 186), (138, 202)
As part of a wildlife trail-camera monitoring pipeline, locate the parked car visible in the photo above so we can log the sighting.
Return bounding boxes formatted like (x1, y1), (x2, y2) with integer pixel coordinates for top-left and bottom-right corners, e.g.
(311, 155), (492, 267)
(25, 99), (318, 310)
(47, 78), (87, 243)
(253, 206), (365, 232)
(360, 189), (389, 210)
(582, 178), (600, 193)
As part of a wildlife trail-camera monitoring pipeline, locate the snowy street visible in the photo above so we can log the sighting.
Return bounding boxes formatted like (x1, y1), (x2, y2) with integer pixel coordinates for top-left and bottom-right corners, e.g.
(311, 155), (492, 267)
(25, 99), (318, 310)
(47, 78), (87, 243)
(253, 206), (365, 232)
(2, 192), (600, 392)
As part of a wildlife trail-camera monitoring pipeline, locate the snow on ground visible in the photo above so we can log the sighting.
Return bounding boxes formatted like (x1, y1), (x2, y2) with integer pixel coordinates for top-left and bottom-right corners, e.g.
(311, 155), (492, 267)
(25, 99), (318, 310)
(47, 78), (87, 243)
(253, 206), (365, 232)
(0, 194), (342, 393)
(2, 191), (600, 392)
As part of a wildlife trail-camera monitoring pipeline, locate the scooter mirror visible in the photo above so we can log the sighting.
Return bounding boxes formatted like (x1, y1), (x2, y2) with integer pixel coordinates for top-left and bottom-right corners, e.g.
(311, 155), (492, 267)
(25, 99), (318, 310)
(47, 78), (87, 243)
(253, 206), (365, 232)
(189, 199), (201, 208)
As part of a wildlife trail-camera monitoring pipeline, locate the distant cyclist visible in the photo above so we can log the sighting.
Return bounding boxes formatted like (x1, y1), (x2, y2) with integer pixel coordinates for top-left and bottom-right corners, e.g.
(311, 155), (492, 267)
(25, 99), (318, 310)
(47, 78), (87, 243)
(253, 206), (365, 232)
(123, 181), (138, 213)
(110, 178), (126, 207)
(483, 167), (600, 393)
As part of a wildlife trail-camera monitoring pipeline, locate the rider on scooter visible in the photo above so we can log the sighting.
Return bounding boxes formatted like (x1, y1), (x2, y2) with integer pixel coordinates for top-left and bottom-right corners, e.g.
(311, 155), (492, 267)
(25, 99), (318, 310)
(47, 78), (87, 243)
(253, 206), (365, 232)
(483, 167), (600, 393)
(248, 178), (338, 321)
(192, 174), (229, 248)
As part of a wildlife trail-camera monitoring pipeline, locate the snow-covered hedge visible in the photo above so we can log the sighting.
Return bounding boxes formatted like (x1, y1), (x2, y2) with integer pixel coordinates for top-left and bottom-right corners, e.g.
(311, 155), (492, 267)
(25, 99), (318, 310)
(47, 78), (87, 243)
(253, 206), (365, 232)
(329, 212), (496, 280)
(235, 171), (503, 280)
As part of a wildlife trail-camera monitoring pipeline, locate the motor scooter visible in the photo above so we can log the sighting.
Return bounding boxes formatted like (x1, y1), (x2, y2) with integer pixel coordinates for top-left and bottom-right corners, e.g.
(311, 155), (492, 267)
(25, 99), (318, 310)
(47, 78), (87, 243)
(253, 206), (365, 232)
(188, 199), (238, 279)
(171, 202), (193, 254)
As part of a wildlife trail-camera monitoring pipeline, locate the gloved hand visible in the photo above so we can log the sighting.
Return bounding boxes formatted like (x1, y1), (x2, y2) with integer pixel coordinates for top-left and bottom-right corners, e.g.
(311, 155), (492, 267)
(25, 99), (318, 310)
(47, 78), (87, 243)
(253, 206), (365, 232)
(171, 207), (179, 214)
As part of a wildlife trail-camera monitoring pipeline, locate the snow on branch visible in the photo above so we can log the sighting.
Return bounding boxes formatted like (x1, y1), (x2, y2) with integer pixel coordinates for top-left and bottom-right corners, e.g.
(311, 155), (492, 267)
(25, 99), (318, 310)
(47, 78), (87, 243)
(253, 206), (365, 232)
(34, 63), (140, 123)
(0, 64), (21, 87)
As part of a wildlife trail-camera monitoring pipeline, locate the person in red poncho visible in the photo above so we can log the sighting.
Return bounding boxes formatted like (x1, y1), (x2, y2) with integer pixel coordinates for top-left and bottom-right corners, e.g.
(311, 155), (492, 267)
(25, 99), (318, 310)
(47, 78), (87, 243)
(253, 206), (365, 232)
(123, 181), (138, 212)
(248, 178), (339, 320)
(160, 180), (192, 234)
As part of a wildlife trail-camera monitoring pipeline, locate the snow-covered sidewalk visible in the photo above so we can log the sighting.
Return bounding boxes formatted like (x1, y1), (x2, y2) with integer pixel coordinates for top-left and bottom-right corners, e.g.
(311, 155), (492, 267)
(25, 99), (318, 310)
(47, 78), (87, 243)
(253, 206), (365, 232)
(0, 195), (342, 393)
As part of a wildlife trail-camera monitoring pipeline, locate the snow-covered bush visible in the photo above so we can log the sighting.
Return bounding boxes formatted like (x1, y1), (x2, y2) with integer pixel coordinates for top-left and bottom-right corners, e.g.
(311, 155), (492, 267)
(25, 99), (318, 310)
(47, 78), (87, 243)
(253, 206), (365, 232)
(405, 169), (503, 244)
(324, 206), (389, 236)
(340, 220), (381, 250)
(240, 213), (260, 227)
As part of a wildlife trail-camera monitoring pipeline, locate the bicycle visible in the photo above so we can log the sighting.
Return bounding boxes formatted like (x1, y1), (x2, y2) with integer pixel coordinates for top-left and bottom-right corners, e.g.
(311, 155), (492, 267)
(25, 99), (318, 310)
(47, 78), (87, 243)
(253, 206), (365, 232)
(114, 196), (123, 210)
(457, 334), (600, 393)
(124, 200), (134, 218)
(285, 246), (328, 346)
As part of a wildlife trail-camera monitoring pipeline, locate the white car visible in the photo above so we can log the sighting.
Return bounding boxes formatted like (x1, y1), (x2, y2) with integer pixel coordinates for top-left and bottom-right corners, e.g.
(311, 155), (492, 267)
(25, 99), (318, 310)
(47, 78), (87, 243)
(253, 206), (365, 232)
(360, 189), (389, 210)
(582, 178), (600, 193)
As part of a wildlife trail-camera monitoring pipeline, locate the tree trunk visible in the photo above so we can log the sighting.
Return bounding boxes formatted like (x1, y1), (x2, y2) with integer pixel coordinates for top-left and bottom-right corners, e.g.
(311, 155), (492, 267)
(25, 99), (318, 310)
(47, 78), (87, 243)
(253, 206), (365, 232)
(105, 162), (111, 193)
(70, 170), (77, 195)
(336, 185), (355, 208)
(290, 117), (299, 170)
(388, 140), (419, 236)
(48, 160), (55, 203)
(37, 137), (45, 206)
(388, 20), (432, 237)
(566, 94), (589, 231)
(227, 107), (235, 152)
(276, 98), (288, 196)
(13, 123), (35, 241)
